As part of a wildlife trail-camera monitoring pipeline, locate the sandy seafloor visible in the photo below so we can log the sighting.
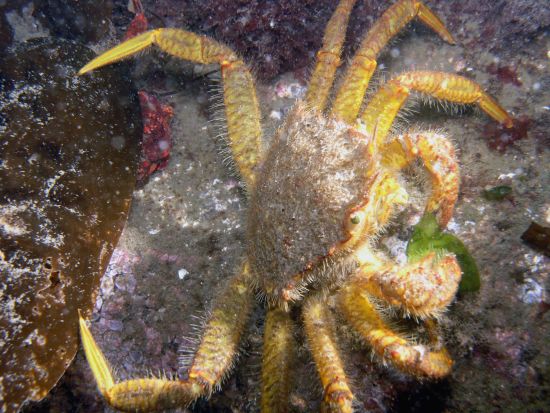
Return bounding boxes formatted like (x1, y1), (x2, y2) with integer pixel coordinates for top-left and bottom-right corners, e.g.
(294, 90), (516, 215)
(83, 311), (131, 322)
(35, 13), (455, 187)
(4, 0), (549, 412)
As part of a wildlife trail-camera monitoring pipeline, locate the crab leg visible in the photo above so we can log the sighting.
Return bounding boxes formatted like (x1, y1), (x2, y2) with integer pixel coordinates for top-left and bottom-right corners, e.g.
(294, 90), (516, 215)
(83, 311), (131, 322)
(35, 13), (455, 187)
(381, 131), (459, 227)
(339, 281), (453, 378)
(78, 29), (262, 188)
(261, 308), (294, 413)
(79, 264), (254, 412)
(360, 71), (513, 154)
(331, 0), (455, 123)
(305, 0), (356, 112)
(303, 295), (354, 413)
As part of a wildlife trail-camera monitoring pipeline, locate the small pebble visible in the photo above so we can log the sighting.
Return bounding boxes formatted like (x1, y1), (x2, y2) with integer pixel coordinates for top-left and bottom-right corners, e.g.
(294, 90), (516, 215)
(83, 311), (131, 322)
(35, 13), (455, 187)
(270, 110), (282, 120)
(108, 319), (124, 331)
(178, 268), (189, 280)
(518, 278), (543, 304)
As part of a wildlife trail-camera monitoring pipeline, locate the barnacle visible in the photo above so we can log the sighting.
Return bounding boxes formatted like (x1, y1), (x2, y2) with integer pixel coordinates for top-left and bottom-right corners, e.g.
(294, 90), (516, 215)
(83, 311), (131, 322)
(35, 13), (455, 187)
(78, 1), (512, 411)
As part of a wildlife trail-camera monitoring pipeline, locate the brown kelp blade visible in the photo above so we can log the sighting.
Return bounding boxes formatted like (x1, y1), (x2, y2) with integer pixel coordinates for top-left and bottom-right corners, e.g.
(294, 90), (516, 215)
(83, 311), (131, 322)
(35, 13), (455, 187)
(0, 39), (141, 412)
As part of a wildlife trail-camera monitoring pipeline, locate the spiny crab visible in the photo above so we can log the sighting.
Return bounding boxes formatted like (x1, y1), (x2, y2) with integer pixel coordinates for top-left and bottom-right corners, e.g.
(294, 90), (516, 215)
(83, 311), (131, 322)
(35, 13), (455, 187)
(78, 0), (513, 411)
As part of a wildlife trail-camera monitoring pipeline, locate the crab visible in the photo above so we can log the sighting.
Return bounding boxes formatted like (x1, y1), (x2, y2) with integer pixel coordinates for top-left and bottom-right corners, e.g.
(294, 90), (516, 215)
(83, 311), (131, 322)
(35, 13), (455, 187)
(78, 0), (513, 411)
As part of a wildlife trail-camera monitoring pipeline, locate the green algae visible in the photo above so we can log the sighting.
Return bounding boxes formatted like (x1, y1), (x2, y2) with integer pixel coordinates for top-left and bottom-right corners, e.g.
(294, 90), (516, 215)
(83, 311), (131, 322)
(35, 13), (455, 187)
(482, 185), (512, 201)
(406, 213), (481, 293)
(0, 38), (141, 412)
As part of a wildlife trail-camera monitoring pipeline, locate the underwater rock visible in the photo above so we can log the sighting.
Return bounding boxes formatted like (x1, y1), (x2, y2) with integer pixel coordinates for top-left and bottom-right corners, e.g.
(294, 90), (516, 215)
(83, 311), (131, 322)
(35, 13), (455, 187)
(0, 4), (13, 52)
(0, 38), (141, 412)
(139, 0), (337, 79)
(34, 0), (113, 43)
(443, 0), (550, 54)
(521, 222), (550, 257)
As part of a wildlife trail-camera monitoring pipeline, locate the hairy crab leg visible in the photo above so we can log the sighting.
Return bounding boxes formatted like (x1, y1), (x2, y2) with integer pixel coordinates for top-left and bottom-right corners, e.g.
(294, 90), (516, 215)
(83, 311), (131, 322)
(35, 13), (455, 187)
(331, 0), (455, 123)
(261, 308), (294, 413)
(381, 131), (459, 227)
(79, 264), (254, 412)
(303, 295), (354, 413)
(338, 282), (453, 378)
(360, 71), (514, 155)
(80, 316), (201, 411)
(305, 0), (357, 112)
(78, 29), (262, 189)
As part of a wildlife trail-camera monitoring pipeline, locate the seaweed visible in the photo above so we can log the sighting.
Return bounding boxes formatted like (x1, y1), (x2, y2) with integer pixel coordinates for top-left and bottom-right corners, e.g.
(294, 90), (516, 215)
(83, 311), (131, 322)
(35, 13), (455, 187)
(407, 213), (481, 293)
(486, 63), (522, 87)
(483, 115), (531, 152)
(0, 38), (141, 412)
(482, 185), (512, 201)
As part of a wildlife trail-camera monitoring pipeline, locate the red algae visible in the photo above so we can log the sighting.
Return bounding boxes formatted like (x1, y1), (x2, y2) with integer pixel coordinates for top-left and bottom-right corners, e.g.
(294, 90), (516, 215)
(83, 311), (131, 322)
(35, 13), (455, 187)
(137, 91), (174, 184)
(486, 63), (522, 87)
(118, 1), (174, 185)
(483, 115), (531, 152)
(124, 0), (148, 41)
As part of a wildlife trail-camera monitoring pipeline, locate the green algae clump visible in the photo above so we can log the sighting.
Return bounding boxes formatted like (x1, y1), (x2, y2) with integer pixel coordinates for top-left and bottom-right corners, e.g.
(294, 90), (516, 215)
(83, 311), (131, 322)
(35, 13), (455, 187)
(482, 185), (512, 201)
(406, 213), (481, 293)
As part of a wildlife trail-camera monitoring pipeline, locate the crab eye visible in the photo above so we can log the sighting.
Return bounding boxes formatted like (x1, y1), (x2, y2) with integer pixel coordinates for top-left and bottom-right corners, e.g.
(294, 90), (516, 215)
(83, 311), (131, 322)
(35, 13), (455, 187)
(350, 215), (361, 225)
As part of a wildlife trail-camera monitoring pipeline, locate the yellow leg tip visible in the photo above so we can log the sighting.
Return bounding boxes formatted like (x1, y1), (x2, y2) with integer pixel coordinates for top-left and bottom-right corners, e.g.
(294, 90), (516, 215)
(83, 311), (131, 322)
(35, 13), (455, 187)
(504, 117), (514, 128)
(478, 94), (514, 128)
(416, 2), (456, 45)
(78, 30), (158, 75)
(79, 312), (115, 394)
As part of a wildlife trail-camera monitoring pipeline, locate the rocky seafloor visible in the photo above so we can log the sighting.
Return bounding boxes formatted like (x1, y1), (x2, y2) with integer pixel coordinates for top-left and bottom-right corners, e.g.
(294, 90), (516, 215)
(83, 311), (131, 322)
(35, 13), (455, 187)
(1, 0), (548, 412)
